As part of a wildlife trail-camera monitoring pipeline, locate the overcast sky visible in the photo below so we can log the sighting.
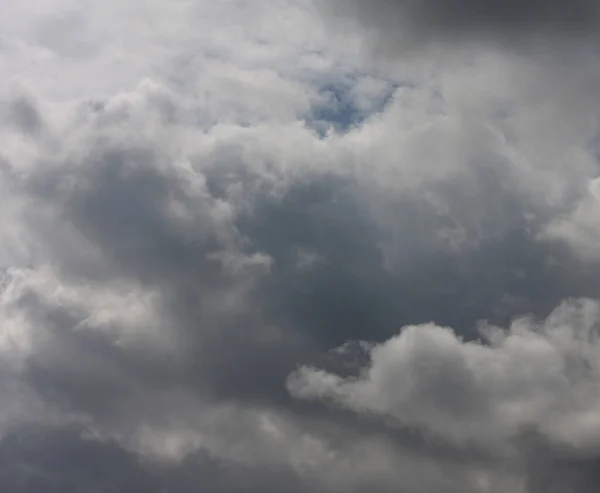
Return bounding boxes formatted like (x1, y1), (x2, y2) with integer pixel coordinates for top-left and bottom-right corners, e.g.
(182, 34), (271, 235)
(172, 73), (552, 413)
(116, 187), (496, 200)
(2, 0), (600, 492)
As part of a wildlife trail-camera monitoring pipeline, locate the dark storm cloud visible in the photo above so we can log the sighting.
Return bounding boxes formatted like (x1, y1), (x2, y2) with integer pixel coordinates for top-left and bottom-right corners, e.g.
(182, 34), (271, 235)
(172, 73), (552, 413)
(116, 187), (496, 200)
(0, 423), (496, 493)
(0, 426), (155, 493)
(18, 143), (303, 406)
(320, 0), (600, 48)
(239, 160), (600, 350)
(0, 425), (315, 493)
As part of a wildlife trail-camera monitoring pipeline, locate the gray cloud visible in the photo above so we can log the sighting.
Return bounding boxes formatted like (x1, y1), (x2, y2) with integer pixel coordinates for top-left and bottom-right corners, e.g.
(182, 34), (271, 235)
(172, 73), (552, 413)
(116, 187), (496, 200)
(2, 2), (600, 491)
(318, 0), (600, 51)
(0, 424), (318, 493)
(5, 96), (44, 136)
(2, 85), (598, 491)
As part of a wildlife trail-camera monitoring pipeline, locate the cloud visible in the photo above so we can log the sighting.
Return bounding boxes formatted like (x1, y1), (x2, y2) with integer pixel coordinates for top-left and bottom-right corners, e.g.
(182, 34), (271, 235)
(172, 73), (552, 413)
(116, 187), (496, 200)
(0, 68), (597, 490)
(0, 424), (318, 493)
(288, 299), (600, 443)
(288, 298), (600, 490)
(543, 178), (600, 262)
(2, 0), (600, 492)
(316, 0), (600, 53)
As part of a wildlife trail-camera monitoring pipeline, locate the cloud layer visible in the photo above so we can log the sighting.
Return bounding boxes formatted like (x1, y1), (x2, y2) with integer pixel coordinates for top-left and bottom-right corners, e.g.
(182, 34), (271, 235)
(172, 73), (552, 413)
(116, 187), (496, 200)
(2, 0), (600, 492)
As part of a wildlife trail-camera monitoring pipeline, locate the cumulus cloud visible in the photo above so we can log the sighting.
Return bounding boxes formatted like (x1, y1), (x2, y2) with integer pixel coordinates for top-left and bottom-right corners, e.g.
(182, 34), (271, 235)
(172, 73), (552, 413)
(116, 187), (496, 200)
(289, 298), (600, 490)
(2, 0), (600, 492)
(288, 299), (600, 446)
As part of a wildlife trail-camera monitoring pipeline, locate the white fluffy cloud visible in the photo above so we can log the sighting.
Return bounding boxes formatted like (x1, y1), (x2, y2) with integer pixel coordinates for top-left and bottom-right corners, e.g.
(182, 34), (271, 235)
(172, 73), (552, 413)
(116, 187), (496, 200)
(289, 298), (600, 449)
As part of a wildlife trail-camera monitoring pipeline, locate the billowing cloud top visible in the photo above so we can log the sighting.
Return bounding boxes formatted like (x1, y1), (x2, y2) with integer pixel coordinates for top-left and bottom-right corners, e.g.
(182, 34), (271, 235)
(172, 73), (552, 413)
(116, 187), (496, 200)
(2, 0), (600, 492)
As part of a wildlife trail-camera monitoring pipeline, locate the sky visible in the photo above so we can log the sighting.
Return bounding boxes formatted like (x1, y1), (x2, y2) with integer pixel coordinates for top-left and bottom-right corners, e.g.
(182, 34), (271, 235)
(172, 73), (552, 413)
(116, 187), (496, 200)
(2, 0), (600, 492)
